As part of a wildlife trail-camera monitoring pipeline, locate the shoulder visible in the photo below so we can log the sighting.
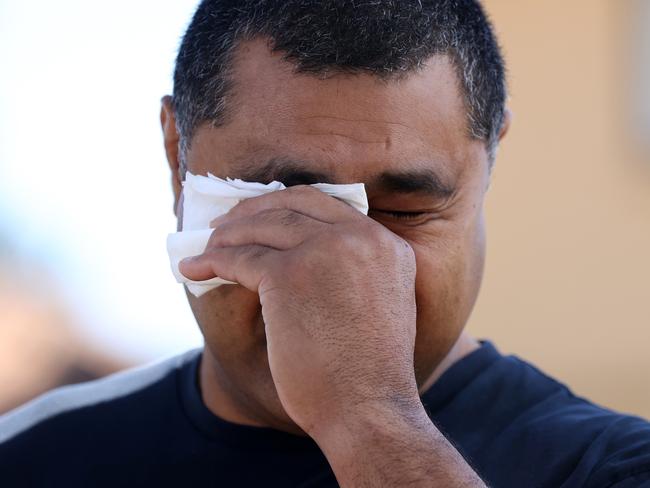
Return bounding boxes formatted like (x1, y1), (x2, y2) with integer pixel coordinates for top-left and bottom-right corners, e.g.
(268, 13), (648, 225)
(432, 343), (650, 487)
(491, 354), (650, 486)
(0, 348), (200, 448)
(579, 413), (650, 487)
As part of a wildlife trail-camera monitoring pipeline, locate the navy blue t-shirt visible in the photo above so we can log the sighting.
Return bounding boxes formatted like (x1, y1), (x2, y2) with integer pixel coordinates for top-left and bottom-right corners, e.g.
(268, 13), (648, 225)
(1, 340), (649, 487)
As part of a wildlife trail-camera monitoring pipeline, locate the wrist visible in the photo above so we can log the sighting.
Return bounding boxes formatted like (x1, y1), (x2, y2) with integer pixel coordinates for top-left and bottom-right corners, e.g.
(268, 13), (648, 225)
(310, 397), (485, 487)
(309, 397), (435, 462)
(307, 397), (486, 487)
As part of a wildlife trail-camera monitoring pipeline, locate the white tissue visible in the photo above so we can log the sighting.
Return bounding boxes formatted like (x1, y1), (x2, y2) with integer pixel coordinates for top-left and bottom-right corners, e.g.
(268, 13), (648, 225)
(166, 172), (369, 297)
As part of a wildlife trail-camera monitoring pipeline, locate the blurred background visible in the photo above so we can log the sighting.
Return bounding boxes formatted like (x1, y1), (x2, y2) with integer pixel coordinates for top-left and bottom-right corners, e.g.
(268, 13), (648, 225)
(0, 1), (648, 417)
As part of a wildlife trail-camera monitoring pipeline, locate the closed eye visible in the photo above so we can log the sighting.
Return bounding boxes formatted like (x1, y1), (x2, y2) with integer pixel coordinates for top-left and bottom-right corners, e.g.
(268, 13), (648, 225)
(371, 210), (428, 221)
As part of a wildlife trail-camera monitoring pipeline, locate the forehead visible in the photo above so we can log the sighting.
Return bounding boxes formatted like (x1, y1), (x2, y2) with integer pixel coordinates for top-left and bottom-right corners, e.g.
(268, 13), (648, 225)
(187, 38), (485, 186)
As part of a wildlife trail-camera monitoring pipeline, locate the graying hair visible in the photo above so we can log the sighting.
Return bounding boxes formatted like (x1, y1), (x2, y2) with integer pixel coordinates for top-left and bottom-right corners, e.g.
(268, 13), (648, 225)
(173, 0), (507, 173)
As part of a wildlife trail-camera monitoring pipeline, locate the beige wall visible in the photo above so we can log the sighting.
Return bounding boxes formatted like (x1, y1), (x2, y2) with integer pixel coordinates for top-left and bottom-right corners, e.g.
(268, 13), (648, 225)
(469, 1), (650, 418)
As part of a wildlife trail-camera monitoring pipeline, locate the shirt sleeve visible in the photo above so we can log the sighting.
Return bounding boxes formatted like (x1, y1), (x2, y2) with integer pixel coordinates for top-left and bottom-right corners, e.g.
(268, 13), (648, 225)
(585, 414), (650, 488)
(607, 472), (650, 488)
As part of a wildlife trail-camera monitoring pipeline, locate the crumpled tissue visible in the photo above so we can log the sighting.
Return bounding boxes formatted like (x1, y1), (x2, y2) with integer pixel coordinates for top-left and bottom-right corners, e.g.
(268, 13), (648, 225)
(166, 172), (369, 297)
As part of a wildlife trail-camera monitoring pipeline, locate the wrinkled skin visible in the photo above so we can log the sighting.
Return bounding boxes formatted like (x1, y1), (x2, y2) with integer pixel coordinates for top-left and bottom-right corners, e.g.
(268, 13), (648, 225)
(161, 38), (510, 436)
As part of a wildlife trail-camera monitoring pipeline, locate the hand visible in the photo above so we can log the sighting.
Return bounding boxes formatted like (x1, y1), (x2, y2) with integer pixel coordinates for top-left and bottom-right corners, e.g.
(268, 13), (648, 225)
(179, 185), (421, 437)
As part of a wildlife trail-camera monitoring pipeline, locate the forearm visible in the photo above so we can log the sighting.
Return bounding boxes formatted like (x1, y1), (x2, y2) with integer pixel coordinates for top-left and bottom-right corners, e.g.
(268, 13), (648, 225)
(312, 403), (486, 487)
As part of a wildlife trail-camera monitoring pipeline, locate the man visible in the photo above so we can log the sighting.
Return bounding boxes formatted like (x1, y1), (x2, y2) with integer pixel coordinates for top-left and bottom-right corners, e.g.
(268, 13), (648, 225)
(1, 0), (649, 486)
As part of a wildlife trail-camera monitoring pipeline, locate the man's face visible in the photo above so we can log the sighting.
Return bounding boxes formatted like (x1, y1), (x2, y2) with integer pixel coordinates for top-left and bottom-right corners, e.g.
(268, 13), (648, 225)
(164, 39), (491, 432)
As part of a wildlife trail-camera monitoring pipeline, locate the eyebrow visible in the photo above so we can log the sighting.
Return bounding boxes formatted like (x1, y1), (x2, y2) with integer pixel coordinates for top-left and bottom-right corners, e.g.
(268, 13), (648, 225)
(231, 157), (456, 200)
(372, 169), (456, 200)
(234, 157), (335, 186)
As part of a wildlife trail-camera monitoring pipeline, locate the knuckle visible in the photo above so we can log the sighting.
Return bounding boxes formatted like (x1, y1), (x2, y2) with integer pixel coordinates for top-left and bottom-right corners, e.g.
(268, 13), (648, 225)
(366, 222), (391, 244)
(355, 222), (394, 254)
(326, 229), (357, 252)
(394, 236), (416, 267)
(255, 207), (278, 221)
(206, 217), (248, 247)
(231, 197), (252, 214)
(276, 208), (304, 227)
(352, 223), (414, 262)
(285, 185), (321, 204)
(286, 184), (316, 195)
(255, 208), (305, 227)
(206, 225), (228, 247)
(246, 245), (270, 261)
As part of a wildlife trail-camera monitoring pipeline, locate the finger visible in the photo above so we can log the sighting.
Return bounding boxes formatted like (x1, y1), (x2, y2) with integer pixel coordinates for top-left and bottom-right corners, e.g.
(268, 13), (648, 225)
(207, 208), (327, 250)
(179, 244), (279, 292)
(210, 185), (362, 227)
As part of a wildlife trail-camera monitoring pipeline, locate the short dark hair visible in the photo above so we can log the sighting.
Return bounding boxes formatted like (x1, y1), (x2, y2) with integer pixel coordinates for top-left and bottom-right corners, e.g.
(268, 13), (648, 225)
(172, 0), (507, 167)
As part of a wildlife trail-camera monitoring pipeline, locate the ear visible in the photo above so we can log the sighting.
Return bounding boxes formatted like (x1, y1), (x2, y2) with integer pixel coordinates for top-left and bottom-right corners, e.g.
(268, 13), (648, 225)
(160, 95), (183, 217)
(498, 108), (512, 142)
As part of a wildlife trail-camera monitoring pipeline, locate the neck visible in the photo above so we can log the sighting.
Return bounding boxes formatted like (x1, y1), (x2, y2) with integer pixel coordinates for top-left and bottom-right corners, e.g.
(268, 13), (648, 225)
(199, 331), (480, 429)
(199, 348), (271, 428)
(418, 331), (481, 394)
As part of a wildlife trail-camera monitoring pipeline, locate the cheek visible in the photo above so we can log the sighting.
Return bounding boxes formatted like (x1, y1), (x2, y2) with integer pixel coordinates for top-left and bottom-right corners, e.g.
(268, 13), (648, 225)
(412, 236), (468, 333)
(188, 284), (265, 355)
(411, 215), (486, 322)
(409, 219), (486, 378)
